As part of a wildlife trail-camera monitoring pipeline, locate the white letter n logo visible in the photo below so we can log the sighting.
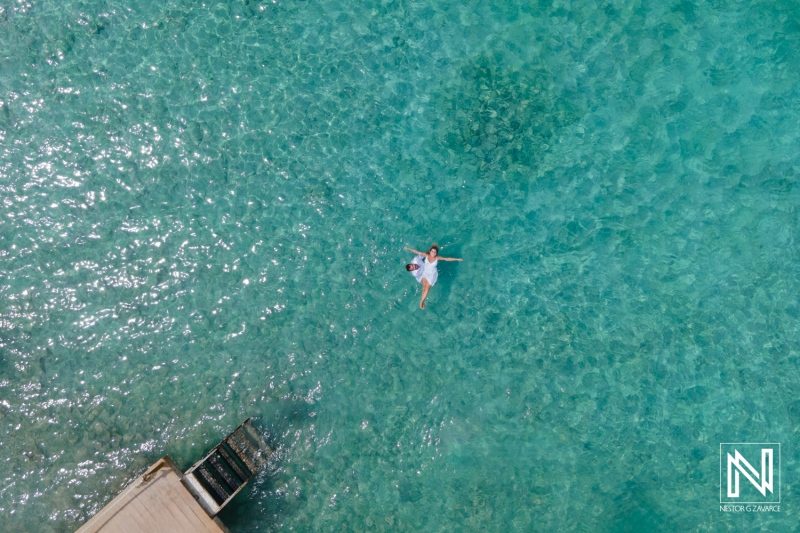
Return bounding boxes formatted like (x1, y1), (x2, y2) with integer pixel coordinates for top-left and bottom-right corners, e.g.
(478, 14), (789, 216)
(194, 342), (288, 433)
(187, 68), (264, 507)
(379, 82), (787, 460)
(727, 449), (773, 498)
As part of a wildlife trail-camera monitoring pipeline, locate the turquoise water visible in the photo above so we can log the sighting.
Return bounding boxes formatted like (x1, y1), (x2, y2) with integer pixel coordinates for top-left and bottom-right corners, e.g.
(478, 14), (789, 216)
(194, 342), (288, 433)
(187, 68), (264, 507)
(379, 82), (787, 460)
(1, 0), (800, 530)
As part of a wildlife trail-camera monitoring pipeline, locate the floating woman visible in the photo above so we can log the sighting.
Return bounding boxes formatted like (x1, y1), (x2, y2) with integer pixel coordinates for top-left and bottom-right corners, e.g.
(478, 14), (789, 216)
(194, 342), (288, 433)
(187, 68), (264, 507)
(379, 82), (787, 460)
(404, 244), (463, 309)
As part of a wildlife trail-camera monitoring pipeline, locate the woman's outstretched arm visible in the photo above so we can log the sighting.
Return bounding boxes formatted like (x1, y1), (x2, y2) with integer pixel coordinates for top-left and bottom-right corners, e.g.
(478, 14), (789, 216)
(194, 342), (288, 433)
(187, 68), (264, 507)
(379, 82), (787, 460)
(404, 246), (425, 255)
(438, 256), (463, 262)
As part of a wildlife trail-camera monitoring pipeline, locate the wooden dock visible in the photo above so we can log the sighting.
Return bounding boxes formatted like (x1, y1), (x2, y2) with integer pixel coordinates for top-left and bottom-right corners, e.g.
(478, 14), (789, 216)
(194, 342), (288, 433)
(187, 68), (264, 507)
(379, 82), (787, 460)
(76, 456), (230, 533)
(75, 418), (272, 533)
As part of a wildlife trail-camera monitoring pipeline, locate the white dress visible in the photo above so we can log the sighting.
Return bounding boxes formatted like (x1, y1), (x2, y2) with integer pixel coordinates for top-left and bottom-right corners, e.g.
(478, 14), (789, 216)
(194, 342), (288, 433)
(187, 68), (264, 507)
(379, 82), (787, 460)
(419, 255), (438, 286)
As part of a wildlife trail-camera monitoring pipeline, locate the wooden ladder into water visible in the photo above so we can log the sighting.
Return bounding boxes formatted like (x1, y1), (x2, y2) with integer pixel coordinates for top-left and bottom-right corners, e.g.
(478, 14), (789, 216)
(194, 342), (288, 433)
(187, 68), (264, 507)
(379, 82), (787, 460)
(76, 418), (272, 532)
(181, 417), (273, 517)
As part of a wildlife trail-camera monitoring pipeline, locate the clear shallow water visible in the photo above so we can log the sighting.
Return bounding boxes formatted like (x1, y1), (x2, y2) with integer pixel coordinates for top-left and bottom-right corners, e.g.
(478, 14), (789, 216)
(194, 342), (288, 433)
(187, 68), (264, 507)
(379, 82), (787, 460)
(1, 0), (799, 530)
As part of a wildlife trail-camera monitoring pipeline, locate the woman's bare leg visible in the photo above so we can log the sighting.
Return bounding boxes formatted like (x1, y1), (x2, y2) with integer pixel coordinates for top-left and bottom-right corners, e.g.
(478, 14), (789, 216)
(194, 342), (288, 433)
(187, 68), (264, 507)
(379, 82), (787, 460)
(420, 279), (431, 309)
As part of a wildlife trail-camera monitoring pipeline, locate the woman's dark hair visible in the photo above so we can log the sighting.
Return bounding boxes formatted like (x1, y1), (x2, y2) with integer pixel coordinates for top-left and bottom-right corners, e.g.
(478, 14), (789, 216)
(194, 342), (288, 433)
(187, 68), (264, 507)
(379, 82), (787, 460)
(405, 264), (417, 271)
(429, 244), (439, 254)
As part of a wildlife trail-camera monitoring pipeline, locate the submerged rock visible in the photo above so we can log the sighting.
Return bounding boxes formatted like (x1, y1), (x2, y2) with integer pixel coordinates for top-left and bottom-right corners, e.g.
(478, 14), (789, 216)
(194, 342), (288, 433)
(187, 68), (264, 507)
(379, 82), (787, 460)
(432, 54), (585, 183)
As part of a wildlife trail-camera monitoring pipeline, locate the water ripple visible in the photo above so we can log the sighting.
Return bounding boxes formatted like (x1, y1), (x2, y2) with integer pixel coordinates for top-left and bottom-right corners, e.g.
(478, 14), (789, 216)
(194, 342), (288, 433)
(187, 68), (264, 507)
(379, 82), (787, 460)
(2, 0), (800, 531)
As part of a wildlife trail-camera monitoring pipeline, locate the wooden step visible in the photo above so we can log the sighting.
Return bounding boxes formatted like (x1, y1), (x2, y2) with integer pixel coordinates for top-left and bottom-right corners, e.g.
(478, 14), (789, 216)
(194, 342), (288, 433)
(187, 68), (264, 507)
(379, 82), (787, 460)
(196, 463), (231, 504)
(208, 453), (242, 492)
(224, 433), (258, 473)
(182, 471), (222, 517)
(218, 443), (251, 481)
(243, 422), (273, 456)
(232, 428), (267, 467)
